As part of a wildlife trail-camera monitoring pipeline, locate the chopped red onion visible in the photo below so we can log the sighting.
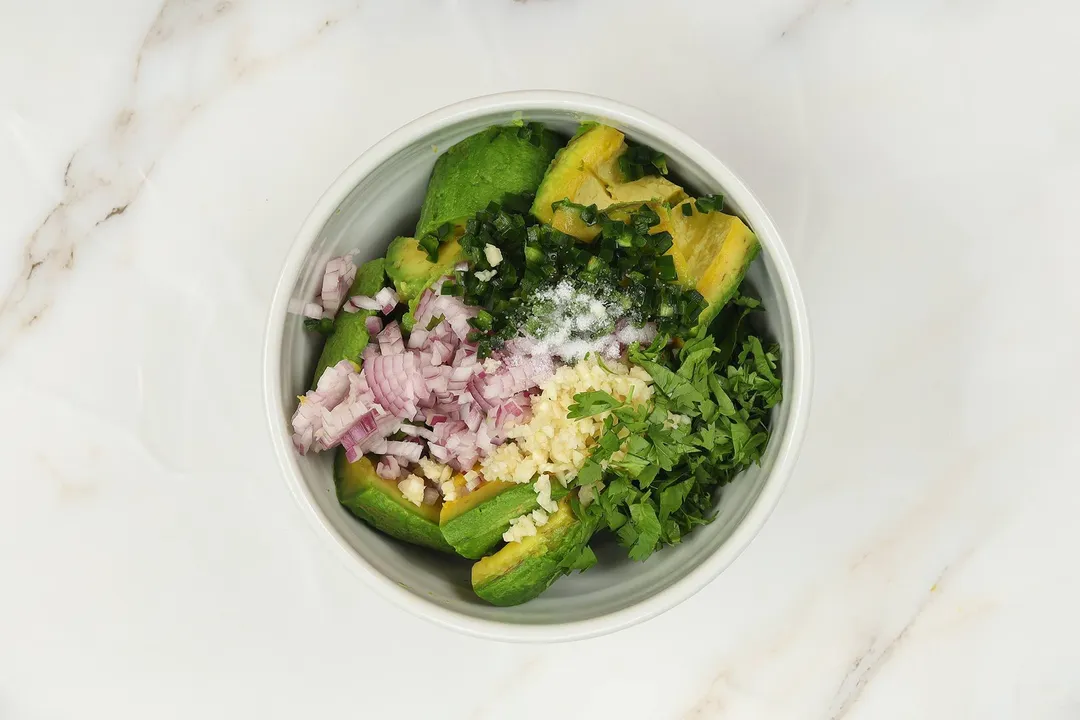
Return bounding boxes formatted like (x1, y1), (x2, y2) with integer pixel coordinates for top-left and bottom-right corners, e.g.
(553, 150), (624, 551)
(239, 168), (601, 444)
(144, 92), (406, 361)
(384, 440), (423, 463)
(407, 328), (429, 349)
(376, 456), (402, 480)
(376, 322), (405, 355)
(291, 264), (559, 482)
(319, 255), (357, 316)
(374, 286), (400, 314)
(347, 295), (382, 312)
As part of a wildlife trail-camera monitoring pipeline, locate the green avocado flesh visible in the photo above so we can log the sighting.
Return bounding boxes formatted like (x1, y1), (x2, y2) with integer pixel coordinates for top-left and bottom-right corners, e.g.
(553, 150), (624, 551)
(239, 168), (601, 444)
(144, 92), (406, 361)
(669, 200), (760, 330)
(439, 481), (541, 560)
(471, 498), (595, 606)
(415, 125), (560, 240)
(334, 451), (453, 553)
(311, 258), (385, 386)
(531, 124), (685, 241)
(385, 231), (466, 303)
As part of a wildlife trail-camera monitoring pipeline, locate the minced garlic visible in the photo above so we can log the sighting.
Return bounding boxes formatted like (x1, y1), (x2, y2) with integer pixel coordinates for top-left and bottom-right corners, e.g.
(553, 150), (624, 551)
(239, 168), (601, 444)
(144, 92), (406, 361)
(397, 474), (426, 507)
(480, 357), (653, 490)
(418, 457), (453, 485)
(484, 244), (504, 266)
(502, 514), (537, 543)
(502, 508), (552, 544)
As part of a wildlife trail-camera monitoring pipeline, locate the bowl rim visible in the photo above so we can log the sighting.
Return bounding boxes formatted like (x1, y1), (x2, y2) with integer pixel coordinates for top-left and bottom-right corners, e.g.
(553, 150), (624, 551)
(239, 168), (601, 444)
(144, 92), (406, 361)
(263, 89), (812, 643)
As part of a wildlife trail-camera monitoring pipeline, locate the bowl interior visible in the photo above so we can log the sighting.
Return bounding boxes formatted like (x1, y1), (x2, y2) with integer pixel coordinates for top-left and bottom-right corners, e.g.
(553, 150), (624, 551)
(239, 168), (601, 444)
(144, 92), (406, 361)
(273, 106), (798, 629)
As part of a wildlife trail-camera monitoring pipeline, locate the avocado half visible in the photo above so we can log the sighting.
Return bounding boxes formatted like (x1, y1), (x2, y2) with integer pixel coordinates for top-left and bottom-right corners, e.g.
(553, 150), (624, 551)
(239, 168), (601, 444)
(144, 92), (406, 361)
(416, 125), (561, 239)
(471, 497), (595, 607)
(668, 200), (760, 331)
(385, 230), (466, 303)
(334, 451), (453, 553)
(531, 124), (685, 241)
(439, 480), (541, 560)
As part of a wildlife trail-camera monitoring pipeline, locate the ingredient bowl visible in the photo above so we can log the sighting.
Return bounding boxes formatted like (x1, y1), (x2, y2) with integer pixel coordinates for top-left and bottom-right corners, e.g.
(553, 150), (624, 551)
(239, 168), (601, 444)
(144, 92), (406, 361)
(263, 90), (811, 642)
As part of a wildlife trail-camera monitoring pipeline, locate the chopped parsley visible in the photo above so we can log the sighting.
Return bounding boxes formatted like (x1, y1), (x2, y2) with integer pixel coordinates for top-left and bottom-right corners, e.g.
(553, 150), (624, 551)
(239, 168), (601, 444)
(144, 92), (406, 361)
(566, 302), (782, 562)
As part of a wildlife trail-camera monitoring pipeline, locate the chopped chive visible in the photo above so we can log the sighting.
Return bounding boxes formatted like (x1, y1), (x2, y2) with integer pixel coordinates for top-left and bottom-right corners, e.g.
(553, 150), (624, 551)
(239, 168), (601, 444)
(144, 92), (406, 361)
(418, 233), (440, 262)
(694, 194), (725, 214)
(468, 310), (493, 331)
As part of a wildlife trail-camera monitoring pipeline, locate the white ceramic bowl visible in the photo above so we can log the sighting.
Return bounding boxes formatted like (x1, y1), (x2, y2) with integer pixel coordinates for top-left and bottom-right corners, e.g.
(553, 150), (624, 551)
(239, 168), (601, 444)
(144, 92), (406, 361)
(263, 90), (811, 642)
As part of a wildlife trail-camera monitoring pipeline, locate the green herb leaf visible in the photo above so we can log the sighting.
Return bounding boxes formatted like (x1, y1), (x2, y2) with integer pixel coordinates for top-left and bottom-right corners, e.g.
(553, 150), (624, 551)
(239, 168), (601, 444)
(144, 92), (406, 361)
(659, 479), (694, 523)
(568, 391), (624, 418)
(631, 357), (707, 416)
(559, 544), (598, 573)
(627, 503), (661, 561)
(708, 374), (737, 416)
(576, 459), (604, 488)
(729, 420), (752, 463)
(749, 336), (778, 384)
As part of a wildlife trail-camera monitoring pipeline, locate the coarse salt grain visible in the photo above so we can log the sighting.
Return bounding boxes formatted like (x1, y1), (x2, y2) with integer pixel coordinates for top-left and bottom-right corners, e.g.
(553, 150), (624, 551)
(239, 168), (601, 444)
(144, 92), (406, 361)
(515, 279), (656, 363)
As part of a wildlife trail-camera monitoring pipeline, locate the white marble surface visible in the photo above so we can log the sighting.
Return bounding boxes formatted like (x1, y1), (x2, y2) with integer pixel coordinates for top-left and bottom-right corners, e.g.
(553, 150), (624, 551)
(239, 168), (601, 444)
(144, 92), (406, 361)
(2, 0), (1079, 717)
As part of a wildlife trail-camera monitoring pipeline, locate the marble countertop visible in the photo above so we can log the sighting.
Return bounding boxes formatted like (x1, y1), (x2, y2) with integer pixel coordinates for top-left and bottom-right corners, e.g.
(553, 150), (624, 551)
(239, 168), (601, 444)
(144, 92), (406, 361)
(3, 1), (1079, 717)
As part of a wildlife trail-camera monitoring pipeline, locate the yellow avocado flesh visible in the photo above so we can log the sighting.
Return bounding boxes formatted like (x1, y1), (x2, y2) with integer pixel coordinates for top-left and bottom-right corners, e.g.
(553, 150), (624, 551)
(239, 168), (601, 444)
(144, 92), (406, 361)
(385, 229), (466, 302)
(669, 200), (760, 325)
(550, 176), (685, 241)
(532, 125), (628, 227)
(471, 498), (577, 585)
(608, 176), (686, 205)
(333, 452), (452, 552)
(550, 174), (613, 239)
(534, 125), (687, 241)
(438, 231), (466, 265)
(336, 454), (441, 524)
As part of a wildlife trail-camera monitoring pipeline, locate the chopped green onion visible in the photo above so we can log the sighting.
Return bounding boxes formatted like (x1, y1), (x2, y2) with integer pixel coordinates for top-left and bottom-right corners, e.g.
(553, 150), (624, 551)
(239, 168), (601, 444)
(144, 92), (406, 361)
(468, 310), (493, 331)
(418, 233), (440, 262)
(694, 194), (725, 214)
